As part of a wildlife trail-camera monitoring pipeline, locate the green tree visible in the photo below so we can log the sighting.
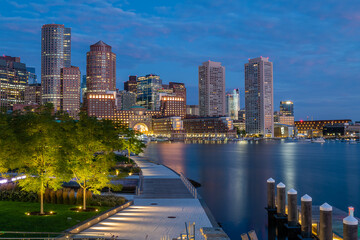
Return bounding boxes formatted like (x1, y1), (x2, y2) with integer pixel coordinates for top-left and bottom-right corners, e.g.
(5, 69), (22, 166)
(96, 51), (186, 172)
(5, 104), (65, 214)
(122, 128), (146, 162)
(64, 114), (117, 210)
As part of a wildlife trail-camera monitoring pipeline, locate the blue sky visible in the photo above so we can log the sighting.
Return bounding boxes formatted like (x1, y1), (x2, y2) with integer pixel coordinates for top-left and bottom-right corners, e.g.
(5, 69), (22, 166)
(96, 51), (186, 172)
(1, 0), (360, 120)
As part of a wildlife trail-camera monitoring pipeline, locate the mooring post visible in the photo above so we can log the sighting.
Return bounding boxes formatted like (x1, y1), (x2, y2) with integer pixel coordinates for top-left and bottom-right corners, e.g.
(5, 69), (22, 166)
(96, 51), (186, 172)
(288, 188), (298, 226)
(301, 194), (312, 239)
(266, 178), (277, 240)
(319, 203), (332, 240)
(343, 207), (358, 240)
(277, 182), (286, 216)
(267, 178), (275, 209)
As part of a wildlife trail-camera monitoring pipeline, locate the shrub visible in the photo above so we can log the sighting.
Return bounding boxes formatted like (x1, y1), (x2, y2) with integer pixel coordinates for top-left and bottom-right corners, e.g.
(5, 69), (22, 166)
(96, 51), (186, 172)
(50, 190), (56, 204)
(69, 189), (75, 205)
(44, 188), (51, 203)
(88, 194), (126, 207)
(76, 189), (83, 205)
(63, 189), (69, 205)
(56, 189), (63, 204)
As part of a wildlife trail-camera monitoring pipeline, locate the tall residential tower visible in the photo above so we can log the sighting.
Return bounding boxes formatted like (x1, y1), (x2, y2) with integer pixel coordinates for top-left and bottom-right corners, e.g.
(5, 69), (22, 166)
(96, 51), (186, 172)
(245, 57), (274, 137)
(198, 60), (225, 117)
(226, 89), (240, 120)
(41, 24), (71, 110)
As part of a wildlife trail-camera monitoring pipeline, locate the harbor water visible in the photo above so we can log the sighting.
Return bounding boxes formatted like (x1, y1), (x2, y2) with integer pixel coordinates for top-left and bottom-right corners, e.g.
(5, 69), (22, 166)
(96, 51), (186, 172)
(143, 140), (360, 239)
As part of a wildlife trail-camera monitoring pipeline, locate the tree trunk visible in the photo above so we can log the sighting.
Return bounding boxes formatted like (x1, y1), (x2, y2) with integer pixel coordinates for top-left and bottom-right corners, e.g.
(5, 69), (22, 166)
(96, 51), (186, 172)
(83, 187), (86, 210)
(40, 180), (44, 214)
(128, 148), (130, 162)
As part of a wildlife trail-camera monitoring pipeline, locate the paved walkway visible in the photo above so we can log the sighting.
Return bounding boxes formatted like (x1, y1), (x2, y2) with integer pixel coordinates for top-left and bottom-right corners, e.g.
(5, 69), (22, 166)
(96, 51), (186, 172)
(79, 156), (213, 240)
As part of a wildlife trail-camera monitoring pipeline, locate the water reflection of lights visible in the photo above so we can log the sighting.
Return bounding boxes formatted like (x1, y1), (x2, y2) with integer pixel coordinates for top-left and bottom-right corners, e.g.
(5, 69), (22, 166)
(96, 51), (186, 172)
(281, 143), (296, 188)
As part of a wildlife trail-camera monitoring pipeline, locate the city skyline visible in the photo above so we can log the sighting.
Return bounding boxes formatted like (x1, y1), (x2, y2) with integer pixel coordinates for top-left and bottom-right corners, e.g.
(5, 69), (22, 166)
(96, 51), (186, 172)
(1, 0), (360, 120)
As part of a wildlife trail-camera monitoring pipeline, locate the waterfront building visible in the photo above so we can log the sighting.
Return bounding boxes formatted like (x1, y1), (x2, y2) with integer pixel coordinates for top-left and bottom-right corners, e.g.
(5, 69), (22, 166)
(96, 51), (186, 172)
(295, 119), (352, 137)
(152, 116), (185, 139)
(183, 116), (236, 138)
(41, 24), (71, 110)
(25, 83), (42, 105)
(118, 90), (137, 110)
(86, 91), (117, 118)
(186, 105), (199, 117)
(136, 74), (162, 110)
(160, 96), (186, 118)
(26, 67), (37, 84)
(233, 119), (246, 131)
(199, 60), (225, 117)
(86, 41), (116, 93)
(323, 124), (346, 137)
(60, 66), (81, 118)
(124, 76), (137, 94)
(226, 89), (240, 120)
(345, 123), (360, 138)
(245, 57), (274, 137)
(0, 56), (28, 110)
(274, 123), (296, 138)
(274, 111), (295, 126)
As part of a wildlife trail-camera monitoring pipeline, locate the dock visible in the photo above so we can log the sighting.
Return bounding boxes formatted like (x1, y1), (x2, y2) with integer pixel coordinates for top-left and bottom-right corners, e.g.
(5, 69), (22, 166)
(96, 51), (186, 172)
(77, 156), (226, 240)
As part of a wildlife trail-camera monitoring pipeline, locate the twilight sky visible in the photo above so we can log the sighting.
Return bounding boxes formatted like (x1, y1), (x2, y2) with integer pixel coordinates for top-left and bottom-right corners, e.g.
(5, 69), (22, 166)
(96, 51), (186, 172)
(1, 0), (360, 120)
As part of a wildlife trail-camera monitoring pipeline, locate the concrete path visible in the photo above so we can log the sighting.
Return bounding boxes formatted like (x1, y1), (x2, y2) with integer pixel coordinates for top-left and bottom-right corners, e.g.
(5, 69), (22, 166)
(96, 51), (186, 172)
(79, 156), (214, 240)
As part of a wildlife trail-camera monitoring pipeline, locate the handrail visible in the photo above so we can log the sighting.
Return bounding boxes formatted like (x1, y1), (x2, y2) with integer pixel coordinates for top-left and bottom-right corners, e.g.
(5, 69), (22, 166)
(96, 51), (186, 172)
(180, 172), (197, 199)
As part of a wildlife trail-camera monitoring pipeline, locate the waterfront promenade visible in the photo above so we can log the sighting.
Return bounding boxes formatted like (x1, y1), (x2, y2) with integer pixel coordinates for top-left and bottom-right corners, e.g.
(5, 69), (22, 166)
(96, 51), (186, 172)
(78, 156), (219, 240)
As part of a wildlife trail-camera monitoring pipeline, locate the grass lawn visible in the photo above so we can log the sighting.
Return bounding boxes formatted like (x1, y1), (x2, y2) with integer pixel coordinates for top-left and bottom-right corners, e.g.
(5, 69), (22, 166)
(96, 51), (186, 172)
(0, 201), (110, 237)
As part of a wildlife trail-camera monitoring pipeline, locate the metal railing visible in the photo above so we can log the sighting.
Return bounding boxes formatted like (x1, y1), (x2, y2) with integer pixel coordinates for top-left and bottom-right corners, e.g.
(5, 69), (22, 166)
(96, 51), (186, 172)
(180, 172), (197, 199)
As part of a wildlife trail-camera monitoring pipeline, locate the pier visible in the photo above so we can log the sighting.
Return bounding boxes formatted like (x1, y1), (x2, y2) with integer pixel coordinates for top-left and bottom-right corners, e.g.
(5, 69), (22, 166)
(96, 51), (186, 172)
(77, 156), (227, 240)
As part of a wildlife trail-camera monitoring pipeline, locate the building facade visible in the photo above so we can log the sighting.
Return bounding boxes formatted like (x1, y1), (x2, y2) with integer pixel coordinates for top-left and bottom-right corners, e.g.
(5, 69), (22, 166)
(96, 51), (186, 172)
(160, 96), (186, 118)
(152, 117), (185, 139)
(169, 82), (186, 106)
(280, 101), (294, 116)
(86, 41), (116, 93)
(118, 90), (136, 110)
(124, 76), (137, 93)
(41, 24), (71, 110)
(199, 60), (225, 117)
(245, 57), (274, 137)
(25, 83), (42, 105)
(136, 74), (162, 110)
(295, 119), (352, 137)
(0, 56), (28, 111)
(226, 89), (240, 120)
(26, 67), (37, 84)
(60, 66), (81, 118)
(183, 117), (236, 138)
(186, 105), (199, 117)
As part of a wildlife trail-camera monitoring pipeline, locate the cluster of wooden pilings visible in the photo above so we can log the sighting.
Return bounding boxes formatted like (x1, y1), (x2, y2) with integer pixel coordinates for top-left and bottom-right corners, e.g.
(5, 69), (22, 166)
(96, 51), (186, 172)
(265, 178), (359, 240)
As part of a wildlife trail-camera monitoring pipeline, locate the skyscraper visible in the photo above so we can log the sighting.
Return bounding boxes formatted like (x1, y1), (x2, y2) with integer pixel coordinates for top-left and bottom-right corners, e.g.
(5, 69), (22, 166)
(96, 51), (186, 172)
(86, 41), (116, 93)
(226, 89), (240, 120)
(0, 56), (28, 110)
(124, 76), (137, 93)
(280, 101), (294, 116)
(245, 57), (274, 137)
(26, 67), (37, 84)
(60, 66), (81, 118)
(41, 24), (71, 110)
(198, 60), (225, 117)
(136, 74), (162, 110)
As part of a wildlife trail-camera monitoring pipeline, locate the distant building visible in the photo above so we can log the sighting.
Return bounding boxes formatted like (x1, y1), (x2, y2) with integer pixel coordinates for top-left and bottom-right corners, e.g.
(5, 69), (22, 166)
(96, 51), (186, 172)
(274, 123), (296, 138)
(245, 57), (274, 137)
(186, 105), (199, 117)
(199, 60), (225, 117)
(26, 67), (37, 84)
(87, 91), (117, 118)
(60, 66), (81, 118)
(25, 83), (42, 105)
(86, 41), (116, 93)
(152, 116), (185, 139)
(136, 74), (162, 110)
(81, 75), (87, 103)
(41, 24), (71, 110)
(238, 109), (245, 121)
(118, 90), (136, 110)
(169, 82), (186, 105)
(160, 96), (186, 118)
(226, 89), (240, 120)
(295, 119), (352, 137)
(124, 76), (137, 94)
(280, 101), (294, 116)
(0, 56), (28, 110)
(233, 119), (245, 131)
(183, 117), (236, 138)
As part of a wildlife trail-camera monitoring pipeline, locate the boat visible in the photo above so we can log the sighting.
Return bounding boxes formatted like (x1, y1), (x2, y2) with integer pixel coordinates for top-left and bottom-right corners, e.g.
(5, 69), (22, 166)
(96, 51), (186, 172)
(311, 138), (325, 143)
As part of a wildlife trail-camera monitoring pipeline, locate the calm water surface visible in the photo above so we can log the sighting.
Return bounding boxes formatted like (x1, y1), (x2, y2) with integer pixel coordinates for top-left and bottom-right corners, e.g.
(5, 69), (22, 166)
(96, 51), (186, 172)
(143, 141), (360, 240)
